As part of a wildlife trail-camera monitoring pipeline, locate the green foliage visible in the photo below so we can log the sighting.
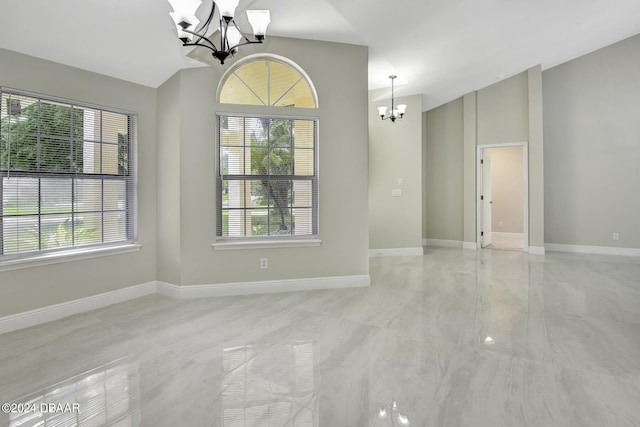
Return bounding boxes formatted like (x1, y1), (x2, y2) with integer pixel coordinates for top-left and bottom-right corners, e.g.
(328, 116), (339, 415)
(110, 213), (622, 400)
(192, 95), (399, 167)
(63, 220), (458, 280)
(1, 101), (84, 173)
(250, 119), (293, 232)
(52, 218), (98, 247)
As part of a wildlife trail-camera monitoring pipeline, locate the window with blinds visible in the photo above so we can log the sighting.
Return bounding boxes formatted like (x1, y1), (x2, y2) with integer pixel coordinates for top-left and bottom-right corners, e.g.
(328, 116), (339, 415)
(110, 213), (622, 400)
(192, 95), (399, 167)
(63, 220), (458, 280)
(0, 88), (136, 258)
(217, 115), (318, 238)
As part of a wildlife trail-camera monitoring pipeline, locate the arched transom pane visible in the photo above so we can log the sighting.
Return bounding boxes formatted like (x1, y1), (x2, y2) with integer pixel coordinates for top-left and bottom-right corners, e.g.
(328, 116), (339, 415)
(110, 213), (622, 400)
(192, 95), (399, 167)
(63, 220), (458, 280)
(220, 58), (316, 108)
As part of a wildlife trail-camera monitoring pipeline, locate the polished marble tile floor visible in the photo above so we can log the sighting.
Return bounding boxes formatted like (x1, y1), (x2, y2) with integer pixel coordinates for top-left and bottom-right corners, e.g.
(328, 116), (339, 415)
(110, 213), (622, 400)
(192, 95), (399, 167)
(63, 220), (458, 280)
(1, 247), (640, 426)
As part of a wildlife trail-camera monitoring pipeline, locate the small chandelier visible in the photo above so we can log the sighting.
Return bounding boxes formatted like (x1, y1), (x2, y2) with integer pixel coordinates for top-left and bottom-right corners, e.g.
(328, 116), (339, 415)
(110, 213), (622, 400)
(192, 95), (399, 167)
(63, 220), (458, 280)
(167, 0), (271, 65)
(377, 75), (407, 122)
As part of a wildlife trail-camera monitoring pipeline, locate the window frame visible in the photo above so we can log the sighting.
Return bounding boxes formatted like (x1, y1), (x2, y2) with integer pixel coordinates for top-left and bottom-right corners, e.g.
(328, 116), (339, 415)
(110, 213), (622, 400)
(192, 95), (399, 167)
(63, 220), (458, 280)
(0, 87), (138, 268)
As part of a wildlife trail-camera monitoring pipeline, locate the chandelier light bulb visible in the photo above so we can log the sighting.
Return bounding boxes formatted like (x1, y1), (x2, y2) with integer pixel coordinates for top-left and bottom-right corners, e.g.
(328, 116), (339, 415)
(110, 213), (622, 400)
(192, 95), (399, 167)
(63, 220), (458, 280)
(216, 0), (240, 19)
(247, 10), (271, 39)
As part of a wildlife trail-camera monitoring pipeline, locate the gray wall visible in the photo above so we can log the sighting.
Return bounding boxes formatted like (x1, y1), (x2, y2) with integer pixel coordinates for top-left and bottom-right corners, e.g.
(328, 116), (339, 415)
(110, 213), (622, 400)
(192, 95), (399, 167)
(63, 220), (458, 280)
(0, 48), (157, 317)
(477, 72), (529, 145)
(543, 34), (640, 248)
(369, 93), (423, 250)
(423, 98), (464, 241)
(157, 37), (370, 285)
(156, 72), (182, 284)
(425, 69), (544, 249)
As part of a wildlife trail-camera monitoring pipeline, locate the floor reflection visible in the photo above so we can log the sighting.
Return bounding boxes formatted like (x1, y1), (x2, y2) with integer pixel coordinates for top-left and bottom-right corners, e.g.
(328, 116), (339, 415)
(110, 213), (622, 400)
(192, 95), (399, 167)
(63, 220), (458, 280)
(221, 342), (315, 426)
(7, 358), (139, 427)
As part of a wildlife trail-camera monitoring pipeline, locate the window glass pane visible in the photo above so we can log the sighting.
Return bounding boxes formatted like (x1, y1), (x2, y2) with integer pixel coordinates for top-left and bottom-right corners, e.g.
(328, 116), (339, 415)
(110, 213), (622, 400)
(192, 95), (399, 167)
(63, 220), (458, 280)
(274, 79), (315, 108)
(39, 101), (72, 138)
(41, 178), (72, 214)
(42, 214), (75, 250)
(293, 181), (313, 207)
(104, 211), (126, 242)
(104, 180), (126, 211)
(2, 214), (40, 254)
(292, 208), (313, 236)
(250, 180), (267, 208)
(268, 206), (292, 236)
(293, 120), (314, 148)
(75, 212), (102, 246)
(102, 142), (119, 174)
(222, 147), (244, 175)
(269, 61), (302, 106)
(220, 73), (265, 106)
(234, 60), (268, 105)
(2, 177), (38, 216)
(102, 111), (128, 144)
(3, 134), (38, 172)
(81, 109), (101, 142)
(294, 148), (314, 176)
(266, 180), (292, 209)
(39, 137), (73, 173)
(75, 179), (102, 212)
(248, 209), (269, 236)
(248, 148), (268, 175)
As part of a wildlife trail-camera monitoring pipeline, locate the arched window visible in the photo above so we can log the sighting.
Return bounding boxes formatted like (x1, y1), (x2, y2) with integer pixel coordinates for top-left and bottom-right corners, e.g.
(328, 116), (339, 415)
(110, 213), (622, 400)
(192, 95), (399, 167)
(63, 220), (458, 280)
(218, 55), (317, 108)
(216, 56), (319, 241)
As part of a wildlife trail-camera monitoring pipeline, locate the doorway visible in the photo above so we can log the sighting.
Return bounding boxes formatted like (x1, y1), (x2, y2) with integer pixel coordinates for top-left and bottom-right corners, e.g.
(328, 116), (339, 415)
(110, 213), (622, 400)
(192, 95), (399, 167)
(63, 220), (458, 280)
(476, 142), (528, 252)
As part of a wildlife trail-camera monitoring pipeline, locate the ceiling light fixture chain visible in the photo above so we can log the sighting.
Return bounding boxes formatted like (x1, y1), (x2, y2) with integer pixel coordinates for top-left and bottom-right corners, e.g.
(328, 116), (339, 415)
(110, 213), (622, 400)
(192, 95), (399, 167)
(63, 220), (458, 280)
(378, 75), (407, 123)
(167, 0), (271, 64)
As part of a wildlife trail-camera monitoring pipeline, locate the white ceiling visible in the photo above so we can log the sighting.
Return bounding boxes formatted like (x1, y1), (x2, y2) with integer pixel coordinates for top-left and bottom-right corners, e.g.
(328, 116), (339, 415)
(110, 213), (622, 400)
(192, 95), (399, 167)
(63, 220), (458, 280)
(1, 0), (639, 111)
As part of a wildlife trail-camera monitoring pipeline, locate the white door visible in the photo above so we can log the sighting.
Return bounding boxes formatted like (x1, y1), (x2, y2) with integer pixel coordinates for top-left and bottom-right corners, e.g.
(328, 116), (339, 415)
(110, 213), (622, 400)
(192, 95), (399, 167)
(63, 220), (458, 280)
(481, 150), (492, 247)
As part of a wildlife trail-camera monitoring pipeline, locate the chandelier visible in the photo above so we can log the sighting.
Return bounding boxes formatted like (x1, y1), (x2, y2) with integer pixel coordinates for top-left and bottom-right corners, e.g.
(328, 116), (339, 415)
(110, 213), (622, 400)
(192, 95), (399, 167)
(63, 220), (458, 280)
(167, 0), (271, 64)
(377, 75), (407, 122)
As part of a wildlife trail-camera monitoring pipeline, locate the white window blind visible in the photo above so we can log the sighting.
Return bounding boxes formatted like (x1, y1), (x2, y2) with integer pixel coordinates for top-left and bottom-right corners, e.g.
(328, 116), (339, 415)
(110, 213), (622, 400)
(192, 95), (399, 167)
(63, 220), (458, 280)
(217, 115), (318, 238)
(0, 88), (136, 257)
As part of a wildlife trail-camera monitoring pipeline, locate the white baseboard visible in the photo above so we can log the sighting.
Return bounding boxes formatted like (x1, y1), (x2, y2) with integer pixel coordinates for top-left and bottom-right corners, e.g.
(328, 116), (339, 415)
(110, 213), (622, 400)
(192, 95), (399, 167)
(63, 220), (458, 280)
(528, 246), (546, 255)
(463, 241), (478, 250)
(545, 243), (640, 257)
(158, 275), (370, 298)
(0, 275), (370, 334)
(424, 239), (463, 248)
(492, 232), (524, 240)
(369, 247), (424, 257)
(0, 282), (156, 335)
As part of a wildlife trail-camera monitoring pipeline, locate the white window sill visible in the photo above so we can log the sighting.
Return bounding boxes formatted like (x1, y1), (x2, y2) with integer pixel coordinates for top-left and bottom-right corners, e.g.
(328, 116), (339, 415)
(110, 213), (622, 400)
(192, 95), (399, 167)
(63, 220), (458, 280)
(212, 239), (322, 251)
(0, 243), (142, 273)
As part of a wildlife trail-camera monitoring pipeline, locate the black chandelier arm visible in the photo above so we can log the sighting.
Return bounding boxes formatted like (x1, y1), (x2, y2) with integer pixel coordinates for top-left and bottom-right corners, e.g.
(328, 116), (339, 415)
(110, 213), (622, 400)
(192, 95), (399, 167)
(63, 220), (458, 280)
(224, 21), (265, 52)
(182, 2), (217, 50)
(227, 37), (264, 52)
(179, 27), (219, 52)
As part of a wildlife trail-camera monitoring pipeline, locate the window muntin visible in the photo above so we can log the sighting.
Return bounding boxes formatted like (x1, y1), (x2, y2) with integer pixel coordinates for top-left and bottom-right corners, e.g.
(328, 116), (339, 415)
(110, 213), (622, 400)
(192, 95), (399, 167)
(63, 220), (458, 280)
(219, 57), (317, 108)
(0, 89), (136, 258)
(217, 115), (317, 238)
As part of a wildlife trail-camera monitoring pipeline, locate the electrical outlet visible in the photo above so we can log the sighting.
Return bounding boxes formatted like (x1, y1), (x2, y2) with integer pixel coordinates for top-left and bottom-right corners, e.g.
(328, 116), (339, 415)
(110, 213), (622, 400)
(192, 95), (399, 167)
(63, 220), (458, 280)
(260, 258), (268, 269)
(613, 233), (619, 241)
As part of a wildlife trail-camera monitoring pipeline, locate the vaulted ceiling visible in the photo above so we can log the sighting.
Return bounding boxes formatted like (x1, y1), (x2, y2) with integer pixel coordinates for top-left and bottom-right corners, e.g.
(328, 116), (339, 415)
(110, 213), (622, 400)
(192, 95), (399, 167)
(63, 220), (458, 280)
(1, 0), (639, 110)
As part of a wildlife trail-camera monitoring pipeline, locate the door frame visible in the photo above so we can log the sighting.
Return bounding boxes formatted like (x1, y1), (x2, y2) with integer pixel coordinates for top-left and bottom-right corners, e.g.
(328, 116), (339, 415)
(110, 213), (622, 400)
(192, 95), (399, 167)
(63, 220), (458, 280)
(476, 142), (529, 251)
